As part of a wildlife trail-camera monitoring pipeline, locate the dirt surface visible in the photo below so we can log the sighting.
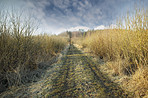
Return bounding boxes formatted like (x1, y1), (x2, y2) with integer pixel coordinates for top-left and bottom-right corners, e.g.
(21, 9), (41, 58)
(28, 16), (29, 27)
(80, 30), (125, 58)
(0, 45), (133, 98)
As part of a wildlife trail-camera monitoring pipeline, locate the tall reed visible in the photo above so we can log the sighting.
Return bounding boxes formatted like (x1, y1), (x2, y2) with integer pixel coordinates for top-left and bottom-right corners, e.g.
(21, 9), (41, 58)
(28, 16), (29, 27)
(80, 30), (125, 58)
(80, 7), (148, 97)
(82, 8), (148, 75)
(0, 10), (67, 88)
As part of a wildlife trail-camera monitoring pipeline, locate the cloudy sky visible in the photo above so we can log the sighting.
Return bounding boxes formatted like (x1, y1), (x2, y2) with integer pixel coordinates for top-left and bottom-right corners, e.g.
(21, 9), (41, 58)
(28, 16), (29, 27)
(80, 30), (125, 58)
(0, 0), (147, 34)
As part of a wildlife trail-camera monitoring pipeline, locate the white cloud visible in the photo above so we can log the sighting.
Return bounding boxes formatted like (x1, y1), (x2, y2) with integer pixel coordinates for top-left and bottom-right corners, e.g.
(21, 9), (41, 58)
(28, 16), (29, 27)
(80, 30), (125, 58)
(94, 25), (106, 30)
(53, 0), (70, 9)
(94, 24), (117, 30)
(67, 26), (90, 32)
(1, 0), (142, 35)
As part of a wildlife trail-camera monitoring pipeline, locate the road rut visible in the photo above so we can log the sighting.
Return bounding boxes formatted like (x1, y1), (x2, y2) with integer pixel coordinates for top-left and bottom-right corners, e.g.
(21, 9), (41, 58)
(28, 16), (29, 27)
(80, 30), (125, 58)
(46, 45), (132, 98)
(0, 45), (133, 98)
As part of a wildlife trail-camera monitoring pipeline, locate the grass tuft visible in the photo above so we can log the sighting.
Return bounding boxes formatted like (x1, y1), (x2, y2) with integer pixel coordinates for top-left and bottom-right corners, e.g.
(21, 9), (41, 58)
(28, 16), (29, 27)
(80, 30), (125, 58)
(76, 7), (148, 97)
(0, 10), (67, 91)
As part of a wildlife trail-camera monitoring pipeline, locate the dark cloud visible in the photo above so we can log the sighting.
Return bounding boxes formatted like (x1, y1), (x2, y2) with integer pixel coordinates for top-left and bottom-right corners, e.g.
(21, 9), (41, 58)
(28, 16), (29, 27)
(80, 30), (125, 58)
(1, 0), (148, 34)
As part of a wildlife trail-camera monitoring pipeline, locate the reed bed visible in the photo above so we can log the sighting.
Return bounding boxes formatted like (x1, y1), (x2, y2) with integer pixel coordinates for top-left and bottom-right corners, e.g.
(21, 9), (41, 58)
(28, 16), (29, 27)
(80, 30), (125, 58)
(0, 10), (67, 91)
(80, 8), (148, 97)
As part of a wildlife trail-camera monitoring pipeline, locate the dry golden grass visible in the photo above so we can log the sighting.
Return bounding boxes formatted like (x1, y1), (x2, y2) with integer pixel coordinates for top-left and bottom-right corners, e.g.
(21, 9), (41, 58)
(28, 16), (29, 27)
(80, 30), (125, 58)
(126, 67), (148, 97)
(0, 10), (67, 90)
(77, 8), (148, 97)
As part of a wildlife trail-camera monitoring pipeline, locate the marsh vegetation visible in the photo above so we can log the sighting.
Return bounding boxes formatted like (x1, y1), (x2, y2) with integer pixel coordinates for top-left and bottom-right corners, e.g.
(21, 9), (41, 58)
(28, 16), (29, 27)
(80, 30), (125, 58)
(74, 8), (148, 97)
(0, 10), (67, 93)
(0, 6), (147, 98)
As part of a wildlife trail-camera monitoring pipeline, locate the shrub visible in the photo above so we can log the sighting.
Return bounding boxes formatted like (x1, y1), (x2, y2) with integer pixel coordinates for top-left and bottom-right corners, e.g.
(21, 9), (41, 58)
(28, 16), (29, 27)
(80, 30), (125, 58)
(0, 10), (67, 89)
(83, 8), (148, 75)
(79, 7), (148, 97)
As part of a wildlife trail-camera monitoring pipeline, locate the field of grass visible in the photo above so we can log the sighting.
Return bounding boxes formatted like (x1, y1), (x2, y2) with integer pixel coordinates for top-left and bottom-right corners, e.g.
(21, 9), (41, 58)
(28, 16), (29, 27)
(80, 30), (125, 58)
(0, 5), (147, 98)
(0, 10), (67, 92)
(75, 8), (148, 97)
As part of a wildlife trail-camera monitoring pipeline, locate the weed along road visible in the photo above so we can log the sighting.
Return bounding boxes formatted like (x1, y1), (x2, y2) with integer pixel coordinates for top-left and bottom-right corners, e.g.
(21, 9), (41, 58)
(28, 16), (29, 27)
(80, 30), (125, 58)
(45, 44), (132, 98)
(0, 44), (133, 98)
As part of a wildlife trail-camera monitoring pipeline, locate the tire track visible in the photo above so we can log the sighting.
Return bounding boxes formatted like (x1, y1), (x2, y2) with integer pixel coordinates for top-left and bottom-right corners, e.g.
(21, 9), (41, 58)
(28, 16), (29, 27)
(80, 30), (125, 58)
(1, 44), (133, 98)
(46, 45), (133, 98)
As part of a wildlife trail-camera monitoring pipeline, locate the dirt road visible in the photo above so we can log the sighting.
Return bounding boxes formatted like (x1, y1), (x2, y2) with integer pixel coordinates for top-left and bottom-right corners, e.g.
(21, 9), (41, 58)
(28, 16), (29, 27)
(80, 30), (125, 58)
(46, 45), (133, 98)
(0, 45), (133, 98)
